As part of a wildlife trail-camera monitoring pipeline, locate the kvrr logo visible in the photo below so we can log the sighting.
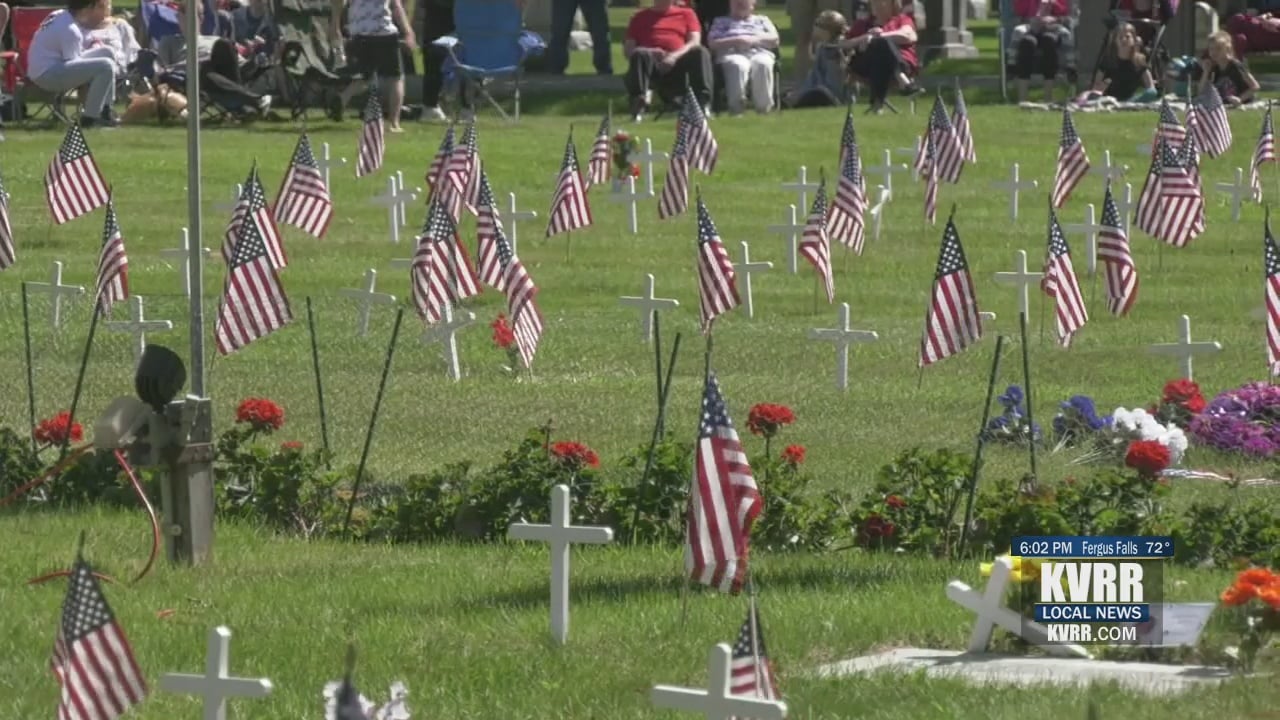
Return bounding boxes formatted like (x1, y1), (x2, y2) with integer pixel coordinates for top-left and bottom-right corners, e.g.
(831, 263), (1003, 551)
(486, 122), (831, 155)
(1040, 561), (1145, 603)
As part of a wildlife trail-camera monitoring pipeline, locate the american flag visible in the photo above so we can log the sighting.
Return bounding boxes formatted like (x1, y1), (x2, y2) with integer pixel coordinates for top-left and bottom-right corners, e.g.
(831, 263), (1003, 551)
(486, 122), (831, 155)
(695, 196), (740, 333)
(1151, 99), (1187, 157)
(1264, 217), (1280, 375)
(952, 86), (975, 164)
(798, 178), (834, 304)
(1192, 83), (1233, 158)
(1251, 106), (1274, 203)
(0, 171), (15, 270)
(46, 123), (109, 225)
(1134, 137), (1165, 237)
(1098, 182), (1138, 317)
(273, 132), (333, 238)
(445, 121), (481, 217)
(222, 167), (287, 270)
(51, 548), (147, 720)
(658, 120), (691, 220)
(95, 198), (129, 316)
(496, 206), (544, 369)
(475, 170), (508, 291)
(729, 598), (781, 708)
(587, 113), (611, 188)
(828, 107), (867, 254)
(1142, 134), (1204, 248)
(1183, 105), (1204, 168)
(426, 123), (455, 191)
(215, 178), (294, 355)
(545, 131), (592, 237)
(913, 96), (963, 184)
(918, 216), (981, 367)
(921, 132), (940, 224)
(1176, 132), (1207, 240)
(1041, 209), (1088, 347)
(677, 86), (719, 175)
(1052, 109), (1090, 209)
(411, 197), (481, 324)
(355, 85), (384, 178)
(686, 371), (761, 595)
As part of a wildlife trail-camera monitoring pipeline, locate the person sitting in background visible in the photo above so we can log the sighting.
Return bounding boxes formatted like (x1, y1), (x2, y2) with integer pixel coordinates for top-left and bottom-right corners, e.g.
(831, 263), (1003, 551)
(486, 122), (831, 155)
(85, 11), (141, 80)
(1009, 0), (1070, 104)
(706, 0), (778, 115)
(330, 0), (415, 132)
(1197, 29), (1259, 104)
(1117, 0), (1172, 48)
(230, 0), (278, 56)
(26, 0), (120, 126)
(151, 1), (272, 115)
(1225, 2), (1280, 57)
(1091, 21), (1156, 101)
(784, 9), (850, 108)
(624, 0), (713, 121)
(842, 0), (921, 114)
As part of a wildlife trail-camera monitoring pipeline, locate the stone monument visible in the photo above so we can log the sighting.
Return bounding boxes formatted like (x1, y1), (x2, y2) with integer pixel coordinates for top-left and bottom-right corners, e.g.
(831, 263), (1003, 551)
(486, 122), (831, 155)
(922, 0), (978, 60)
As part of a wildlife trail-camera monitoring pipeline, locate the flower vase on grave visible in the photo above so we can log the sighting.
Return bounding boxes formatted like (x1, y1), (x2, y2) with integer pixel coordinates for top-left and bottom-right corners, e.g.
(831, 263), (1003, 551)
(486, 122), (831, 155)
(611, 130), (640, 194)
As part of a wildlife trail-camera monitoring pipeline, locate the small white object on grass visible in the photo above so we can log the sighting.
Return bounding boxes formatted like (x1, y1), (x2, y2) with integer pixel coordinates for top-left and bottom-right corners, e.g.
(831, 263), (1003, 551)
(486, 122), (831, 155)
(505, 191), (538, 254)
(104, 296), (174, 363)
(650, 643), (788, 720)
(158, 626), (273, 720)
(945, 557), (1092, 659)
(808, 302), (879, 392)
(895, 140), (922, 182)
(212, 184), (243, 214)
(1148, 314), (1223, 382)
(160, 228), (212, 298)
(1061, 203), (1102, 276)
(867, 185), (890, 242)
(733, 241), (772, 319)
(611, 175), (642, 234)
(618, 273), (679, 343)
(991, 163), (1038, 221)
(421, 304), (475, 382)
(781, 165), (819, 215)
(315, 142), (347, 189)
(340, 269), (397, 337)
(865, 150), (907, 200)
(1087, 149), (1128, 184)
(1215, 167), (1250, 222)
(507, 484), (614, 646)
(632, 138), (669, 197)
(766, 204), (804, 274)
(992, 250), (1044, 320)
(25, 260), (85, 329)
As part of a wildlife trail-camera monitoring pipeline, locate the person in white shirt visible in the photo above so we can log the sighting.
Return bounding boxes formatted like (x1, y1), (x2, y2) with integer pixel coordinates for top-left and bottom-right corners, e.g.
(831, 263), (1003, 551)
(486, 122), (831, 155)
(331, 0), (416, 132)
(707, 0), (779, 114)
(26, 0), (119, 126)
(84, 14), (140, 78)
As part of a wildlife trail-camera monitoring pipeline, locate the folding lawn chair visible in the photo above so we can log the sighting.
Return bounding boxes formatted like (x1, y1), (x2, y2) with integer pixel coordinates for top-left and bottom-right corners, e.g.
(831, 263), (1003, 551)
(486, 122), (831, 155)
(432, 0), (545, 121)
(6, 6), (71, 127)
(273, 0), (359, 121)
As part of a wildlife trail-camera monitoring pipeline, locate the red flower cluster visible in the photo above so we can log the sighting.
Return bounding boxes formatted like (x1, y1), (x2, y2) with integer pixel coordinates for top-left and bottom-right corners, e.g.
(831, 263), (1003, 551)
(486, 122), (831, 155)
(280, 440), (304, 452)
(34, 411), (84, 446)
(747, 403), (795, 438)
(629, 164), (641, 178)
(1125, 440), (1171, 478)
(1162, 379), (1206, 414)
(858, 514), (896, 545)
(885, 494), (906, 509)
(549, 441), (600, 469)
(1221, 567), (1280, 610)
(235, 398), (285, 432)
(781, 444), (805, 465)
(491, 314), (515, 350)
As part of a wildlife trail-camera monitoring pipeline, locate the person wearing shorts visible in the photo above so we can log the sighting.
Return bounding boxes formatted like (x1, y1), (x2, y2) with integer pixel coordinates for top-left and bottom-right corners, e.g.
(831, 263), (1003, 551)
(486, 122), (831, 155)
(332, 0), (415, 130)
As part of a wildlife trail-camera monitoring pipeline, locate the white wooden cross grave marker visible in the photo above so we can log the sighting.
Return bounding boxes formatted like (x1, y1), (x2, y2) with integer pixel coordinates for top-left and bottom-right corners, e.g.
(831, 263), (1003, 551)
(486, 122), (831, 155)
(1216, 167), (1250, 222)
(896, 140), (922, 181)
(651, 643), (788, 720)
(1061, 203), (1103, 276)
(866, 149), (907, 200)
(992, 250), (1044, 319)
(619, 274), (679, 343)
(808, 302), (879, 391)
(1148, 314), (1223, 382)
(507, 484), (614, 645)
(1112, 182), (1135, 236)
(733, 241), (772, 319)
(781, 166), (820, 214)
(26, 261), (85, 329)
(212, 184), (243, 214)
(421, 304), (475, 382)
(945, 556), (1092, 659)
(104, 296), (174, 363)
(611, 175), (642, 234)
(340, 269), (397, 336)
(160, 228), (213, 298)
(315, 142), (347, 189)
(1087, 149), (1128, 184)
(867, 185), (890, 242)
(991, 163), (1038, 221)
(370, 176), (416, 244)
(766, 204), (804, 274)
(395, 171), (422, 228)
(158, 626), (273, 720)
(506, 192), (538, 254)
(633, 138), (668, 197)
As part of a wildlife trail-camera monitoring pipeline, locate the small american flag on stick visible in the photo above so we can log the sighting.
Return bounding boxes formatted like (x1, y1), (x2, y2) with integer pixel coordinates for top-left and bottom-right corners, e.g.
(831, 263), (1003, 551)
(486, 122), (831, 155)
(1192, 83), (1233, 158)
(274, 132), (333, 238)
(659, 120), (691, 220)
(913, 95), (963, 184)
(52, 538), (148, 720)
(496, 208), (544, 369)
(922, 132), (940, 224)
(546, 129), (592, 237)
(95, 196), (129, 316)
(46, 123), (109, 225)
(476, 169), (508, 291)
(587, 113), (611, 188)
(1042, 207), (1088, 347)
(355, 83), (385, 178)
(1151, 99), (1187, 157)
(1143, 135), (1204, 248)
(677, 86), (719, 174)
(686, 370), (761, 595)
(222, 166), (287, 270)
(798, 174), (834, 304)
(412, 197), (482, 324)
(0, 170), (15, 270)
(919, 211), (982, 367)
(426, 123), (456, 192)
(1098, 182), (1138, 317)
(952, 85), (975, 164)
(695, 195), (740, 333)
(1251, 106), (1274, 202)
(445, 120), (481, 217)
(1052, 109), (1090, 209)
(1263, 212), (1280, 376)
(215, 177), (294, 355)
(730, 596), (781, 708)
(828, 106), (867, 254)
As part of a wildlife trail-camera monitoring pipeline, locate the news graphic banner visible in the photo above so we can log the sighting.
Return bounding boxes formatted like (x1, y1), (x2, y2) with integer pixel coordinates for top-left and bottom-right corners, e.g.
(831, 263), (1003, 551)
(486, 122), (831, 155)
(1009, 535), (1172, 647)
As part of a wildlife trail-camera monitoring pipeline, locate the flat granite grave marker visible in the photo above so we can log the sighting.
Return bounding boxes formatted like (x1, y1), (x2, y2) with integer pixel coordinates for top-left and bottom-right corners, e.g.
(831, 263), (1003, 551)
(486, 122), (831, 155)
(808, 302), (879, 391)
(734, 241), (773, 319)
(26, 260), (85, 329)
(992, 164), (1038, 221)
(651, 643), (787, 719)
(104, 295), (174, 363)
(159, 626), (273, 720)
(340, 269), (397, 336)
(619, 274), (679, 343)
(1149, 314), (1222, 381)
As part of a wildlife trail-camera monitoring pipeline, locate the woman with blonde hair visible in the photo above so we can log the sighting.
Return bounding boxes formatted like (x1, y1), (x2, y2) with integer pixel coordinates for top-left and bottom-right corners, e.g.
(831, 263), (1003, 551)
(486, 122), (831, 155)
(1091, 21), (1156, 101)
(1197, 29), (1259, 105)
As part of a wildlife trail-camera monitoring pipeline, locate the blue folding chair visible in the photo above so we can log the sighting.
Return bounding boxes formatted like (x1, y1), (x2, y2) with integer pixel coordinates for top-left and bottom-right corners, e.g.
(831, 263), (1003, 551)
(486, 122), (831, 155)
(431, 0), (545, 121)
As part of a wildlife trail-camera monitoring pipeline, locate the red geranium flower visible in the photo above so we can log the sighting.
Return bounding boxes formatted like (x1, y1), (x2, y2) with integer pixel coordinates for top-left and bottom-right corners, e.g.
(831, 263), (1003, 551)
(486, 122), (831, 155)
(34, 411), (84, 446)
(885, 494), (906, 509)
(235, 398), (284, 432)
(1125, 440), (1171, 478)
(857, 514), (896, 545)
(1161, 379), (1206, 413)
(747, 403), (795, 438)
(549, 441), (601, 469)
(491, 314), (516, 350)
(280, 440), (304, 452)
(781, 444), (805, 465)
(629, 164), (641, 177)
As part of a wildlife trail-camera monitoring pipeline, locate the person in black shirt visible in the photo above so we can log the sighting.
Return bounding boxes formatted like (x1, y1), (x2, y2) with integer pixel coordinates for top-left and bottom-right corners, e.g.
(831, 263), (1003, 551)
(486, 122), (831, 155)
(1091, 22), (1155, 100)
(1197, 29), (1259, 103)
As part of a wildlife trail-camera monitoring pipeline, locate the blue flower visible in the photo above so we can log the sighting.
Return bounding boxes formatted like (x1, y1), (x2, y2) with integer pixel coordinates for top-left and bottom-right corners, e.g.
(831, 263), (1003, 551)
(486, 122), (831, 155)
(998, 385), (1024, 410)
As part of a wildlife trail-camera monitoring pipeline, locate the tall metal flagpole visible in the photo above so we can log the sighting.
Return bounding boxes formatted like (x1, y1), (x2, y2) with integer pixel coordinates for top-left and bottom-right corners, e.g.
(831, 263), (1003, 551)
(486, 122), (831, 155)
(186, 1), (206, 392)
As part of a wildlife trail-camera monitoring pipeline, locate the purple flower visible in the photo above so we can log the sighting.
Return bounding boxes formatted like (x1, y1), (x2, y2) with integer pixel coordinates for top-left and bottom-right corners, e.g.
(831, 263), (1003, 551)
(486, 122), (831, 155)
(1193, 381), (1280, 455)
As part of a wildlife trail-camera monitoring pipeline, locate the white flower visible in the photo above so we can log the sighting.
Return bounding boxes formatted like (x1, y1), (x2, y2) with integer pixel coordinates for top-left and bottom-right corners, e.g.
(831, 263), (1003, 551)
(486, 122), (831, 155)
(1112, 407), (1185, 467)
(1160, 426), (1187, 466)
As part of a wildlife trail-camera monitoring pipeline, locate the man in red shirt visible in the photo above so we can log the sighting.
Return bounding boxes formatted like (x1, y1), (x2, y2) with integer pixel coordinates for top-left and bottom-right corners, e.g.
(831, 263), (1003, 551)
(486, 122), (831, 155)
(624, 0), (713, 120)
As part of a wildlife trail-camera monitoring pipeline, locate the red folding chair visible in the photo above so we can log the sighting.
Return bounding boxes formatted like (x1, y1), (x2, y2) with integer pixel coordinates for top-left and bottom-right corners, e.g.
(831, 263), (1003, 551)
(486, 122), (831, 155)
(8, 6), (71, 126)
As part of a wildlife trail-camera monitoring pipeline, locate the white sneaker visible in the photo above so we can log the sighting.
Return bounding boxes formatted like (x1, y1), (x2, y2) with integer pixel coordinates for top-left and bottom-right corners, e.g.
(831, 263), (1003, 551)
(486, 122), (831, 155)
(256, 94), (272, 114)
(421, 106), (447, 122)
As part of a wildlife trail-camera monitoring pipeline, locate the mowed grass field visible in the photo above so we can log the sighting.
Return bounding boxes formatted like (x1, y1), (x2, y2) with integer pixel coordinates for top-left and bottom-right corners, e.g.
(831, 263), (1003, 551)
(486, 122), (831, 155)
(2, 108), (1280, 718)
